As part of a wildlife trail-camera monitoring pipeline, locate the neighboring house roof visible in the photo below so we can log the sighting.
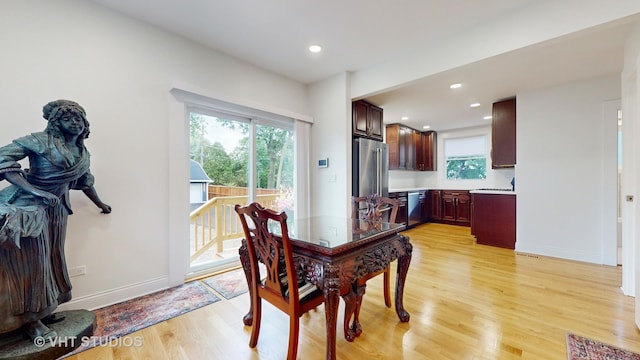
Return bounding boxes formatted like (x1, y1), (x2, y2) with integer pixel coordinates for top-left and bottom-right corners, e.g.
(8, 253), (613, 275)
(190, 160), (212, 183)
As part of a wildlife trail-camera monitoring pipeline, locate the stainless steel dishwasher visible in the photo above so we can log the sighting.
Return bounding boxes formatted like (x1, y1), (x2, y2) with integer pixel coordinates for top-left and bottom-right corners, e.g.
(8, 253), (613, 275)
(408, 192), (420, 227)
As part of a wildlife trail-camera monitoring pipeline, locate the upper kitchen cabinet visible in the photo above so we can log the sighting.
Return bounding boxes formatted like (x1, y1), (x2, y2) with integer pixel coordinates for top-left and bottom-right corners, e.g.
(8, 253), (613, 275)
(386, 123), (415, 170)
(491, 98), (516, 168)
(352, 100), (383, 141)
(418, 131), (437, 171)
(386, 124), (436, 171)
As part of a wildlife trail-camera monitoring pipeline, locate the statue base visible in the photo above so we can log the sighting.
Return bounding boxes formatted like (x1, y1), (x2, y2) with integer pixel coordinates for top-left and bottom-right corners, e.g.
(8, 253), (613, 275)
(0, 310), (95, 360)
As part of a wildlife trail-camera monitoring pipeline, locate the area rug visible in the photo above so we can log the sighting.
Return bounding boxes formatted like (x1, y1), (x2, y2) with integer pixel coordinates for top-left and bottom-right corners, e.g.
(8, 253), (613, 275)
(566, 332), (640, 360)
(201, 267), (249, 300)
(62, 281), (219, 357)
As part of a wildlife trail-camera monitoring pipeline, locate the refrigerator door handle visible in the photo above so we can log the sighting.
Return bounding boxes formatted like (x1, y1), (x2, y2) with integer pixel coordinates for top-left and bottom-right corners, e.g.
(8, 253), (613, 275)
(376, 147), (382, 195)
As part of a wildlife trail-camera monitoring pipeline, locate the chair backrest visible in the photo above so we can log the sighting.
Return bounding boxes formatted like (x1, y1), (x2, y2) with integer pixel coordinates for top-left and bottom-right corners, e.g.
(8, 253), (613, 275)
(352, 194), (400, 224)
(235, 202), (301, 304)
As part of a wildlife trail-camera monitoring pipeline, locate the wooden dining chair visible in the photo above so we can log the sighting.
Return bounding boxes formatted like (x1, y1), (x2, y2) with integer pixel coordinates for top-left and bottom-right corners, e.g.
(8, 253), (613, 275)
(235, 202), (324, 360)
(345, 194), (400, 338)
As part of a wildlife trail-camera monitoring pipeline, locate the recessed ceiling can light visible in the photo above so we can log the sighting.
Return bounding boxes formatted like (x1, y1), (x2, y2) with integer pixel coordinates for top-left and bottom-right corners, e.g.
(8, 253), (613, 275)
(401, 116), (409, 120)
(470, 103), (481, 108)
(450, 83), (462, 89)
(483, 115), (492, 120)
(423, 125), (431, 129)
(309, 45), (322, 53)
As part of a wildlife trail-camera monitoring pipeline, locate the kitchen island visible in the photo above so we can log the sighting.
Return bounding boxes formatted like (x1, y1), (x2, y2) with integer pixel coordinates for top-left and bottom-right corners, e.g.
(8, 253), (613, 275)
(470, 190), (516, 249)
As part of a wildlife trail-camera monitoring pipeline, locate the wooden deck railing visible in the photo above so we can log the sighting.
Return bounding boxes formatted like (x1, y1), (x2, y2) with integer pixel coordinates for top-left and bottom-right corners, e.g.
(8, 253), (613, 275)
(189, 194), (280, 262)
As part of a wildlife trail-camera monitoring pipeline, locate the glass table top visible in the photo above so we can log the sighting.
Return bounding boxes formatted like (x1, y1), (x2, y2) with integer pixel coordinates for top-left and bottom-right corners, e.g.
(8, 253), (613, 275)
(269, 216), (404, 249)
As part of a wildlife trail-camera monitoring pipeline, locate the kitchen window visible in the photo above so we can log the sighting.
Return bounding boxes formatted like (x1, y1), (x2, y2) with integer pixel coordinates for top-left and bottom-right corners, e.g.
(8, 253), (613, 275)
(444, 135), (487, 180)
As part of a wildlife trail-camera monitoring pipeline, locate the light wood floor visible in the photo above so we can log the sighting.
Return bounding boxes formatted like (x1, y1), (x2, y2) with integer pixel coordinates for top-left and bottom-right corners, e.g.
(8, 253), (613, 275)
(66, 223), (640, 359)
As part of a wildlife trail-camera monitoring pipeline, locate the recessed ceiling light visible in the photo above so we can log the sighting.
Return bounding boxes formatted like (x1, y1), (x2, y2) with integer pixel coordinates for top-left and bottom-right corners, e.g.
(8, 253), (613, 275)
(483, 115), (492, 120)
(450, 83), (462, 89)
(470, 103), (481, 108)
(401, 116), (409, 120)
(308, 45), (322, 53)
(423, 125), (431, 129)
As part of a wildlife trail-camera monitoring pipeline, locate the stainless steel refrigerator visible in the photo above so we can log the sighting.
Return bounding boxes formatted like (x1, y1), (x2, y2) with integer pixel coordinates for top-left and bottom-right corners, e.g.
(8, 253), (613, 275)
(352, 138), (389, 197)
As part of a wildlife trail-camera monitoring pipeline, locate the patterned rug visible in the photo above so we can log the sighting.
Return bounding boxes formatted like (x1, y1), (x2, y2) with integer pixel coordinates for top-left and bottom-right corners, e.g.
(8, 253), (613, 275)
(201, 267), (249, 300)
(62, 281), (219, 357)
(566, 333), (640, 359)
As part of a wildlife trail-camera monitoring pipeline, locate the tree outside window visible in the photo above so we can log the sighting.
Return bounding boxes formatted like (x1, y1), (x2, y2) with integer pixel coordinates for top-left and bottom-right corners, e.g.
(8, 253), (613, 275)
(189, 112), (294, 211)
(444, 136), (487, 180)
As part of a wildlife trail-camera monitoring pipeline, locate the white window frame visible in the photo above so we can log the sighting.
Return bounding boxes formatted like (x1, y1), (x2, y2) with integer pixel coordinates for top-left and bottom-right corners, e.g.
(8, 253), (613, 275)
(444, 135), (487, 180)
(168, 87), (309, 283)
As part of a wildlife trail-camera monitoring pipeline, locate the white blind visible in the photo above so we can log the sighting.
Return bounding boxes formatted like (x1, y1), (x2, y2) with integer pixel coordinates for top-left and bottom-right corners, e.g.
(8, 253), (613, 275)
(444, 135), (486, 158)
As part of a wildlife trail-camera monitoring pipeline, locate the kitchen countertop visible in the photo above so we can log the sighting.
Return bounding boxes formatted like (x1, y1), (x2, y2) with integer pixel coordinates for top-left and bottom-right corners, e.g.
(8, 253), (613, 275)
(389, 188), (516, 195)
(469, 189), (516, 195)
(389, 188), (428, 193)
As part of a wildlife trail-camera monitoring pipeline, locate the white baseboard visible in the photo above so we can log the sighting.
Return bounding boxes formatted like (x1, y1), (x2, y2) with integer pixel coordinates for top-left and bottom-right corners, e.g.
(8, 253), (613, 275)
(514, 244), (604, 265)
(56, 276), (174, 311)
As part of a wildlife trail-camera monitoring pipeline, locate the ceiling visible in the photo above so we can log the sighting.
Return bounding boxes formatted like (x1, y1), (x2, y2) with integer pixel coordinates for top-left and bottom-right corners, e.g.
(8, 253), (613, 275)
(90, 0), (639, 131)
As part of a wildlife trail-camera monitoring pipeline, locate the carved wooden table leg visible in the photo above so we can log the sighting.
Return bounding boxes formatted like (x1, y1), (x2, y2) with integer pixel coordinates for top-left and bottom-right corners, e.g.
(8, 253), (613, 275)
(323, 269), (341, 360)
(394, 235), (413, 322)
(350, 282), (366, 338)
(238, 239), (254, 326)
(341, 286), (358, 342)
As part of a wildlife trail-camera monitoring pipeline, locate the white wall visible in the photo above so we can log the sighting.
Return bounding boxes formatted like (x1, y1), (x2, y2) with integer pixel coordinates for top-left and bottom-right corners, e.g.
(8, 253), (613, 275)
(308, 73), (352, 217)
(624, 23), (640, 320)
(0, 0), (310, 310)
(516, 75), (619, 265)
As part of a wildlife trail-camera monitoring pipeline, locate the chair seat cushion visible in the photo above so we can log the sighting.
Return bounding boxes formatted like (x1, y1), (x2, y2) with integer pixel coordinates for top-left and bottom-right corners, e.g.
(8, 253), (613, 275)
(296, 282), (322, 301)
(261, 276), (322, 302)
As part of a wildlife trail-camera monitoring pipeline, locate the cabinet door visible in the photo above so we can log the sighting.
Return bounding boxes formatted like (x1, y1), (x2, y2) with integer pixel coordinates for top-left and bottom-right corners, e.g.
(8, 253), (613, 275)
(398, 127), (408, 169)
(386, 124), (400, 170)
(353, 101), (369, 137)
(492, 98), (516, 168)
(456, 193), (471, 223)
(422, 131), (437, 171)
(429, 190), (442, 220)
(393, 193), (408, 226)
(441, 192), (456, 221)
(419, 191), (429, 222)
(369, 105), (383, 141)
(415, 131), (425, 171)
(403, 127), (416, 170)
(412, 130), (422, 170)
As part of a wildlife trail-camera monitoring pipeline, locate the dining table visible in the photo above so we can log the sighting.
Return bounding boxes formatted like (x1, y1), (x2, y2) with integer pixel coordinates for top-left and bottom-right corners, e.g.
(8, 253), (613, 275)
(238, 216), (413, 360)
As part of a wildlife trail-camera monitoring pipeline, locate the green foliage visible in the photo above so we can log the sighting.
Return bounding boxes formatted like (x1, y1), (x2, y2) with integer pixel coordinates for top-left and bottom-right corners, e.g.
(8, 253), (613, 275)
(256, 124), (293, 189)
(189, 113), (207, 163)
(446, 156), (486, 180)
(201, 142), (242, 186)
(190, 114), (293, 190)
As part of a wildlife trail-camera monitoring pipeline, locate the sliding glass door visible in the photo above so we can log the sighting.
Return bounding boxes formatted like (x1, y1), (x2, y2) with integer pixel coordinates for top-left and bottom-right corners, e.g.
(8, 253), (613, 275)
(188, 108), (294, 273)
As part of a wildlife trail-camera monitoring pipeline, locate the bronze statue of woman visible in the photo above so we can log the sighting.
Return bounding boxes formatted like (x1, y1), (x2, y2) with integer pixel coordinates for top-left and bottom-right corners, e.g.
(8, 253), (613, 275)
(0, 100), (111, 340)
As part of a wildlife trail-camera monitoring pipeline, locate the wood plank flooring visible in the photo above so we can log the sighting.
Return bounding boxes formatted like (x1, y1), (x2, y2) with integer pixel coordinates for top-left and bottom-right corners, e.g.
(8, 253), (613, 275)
(66, 223), (640, 359)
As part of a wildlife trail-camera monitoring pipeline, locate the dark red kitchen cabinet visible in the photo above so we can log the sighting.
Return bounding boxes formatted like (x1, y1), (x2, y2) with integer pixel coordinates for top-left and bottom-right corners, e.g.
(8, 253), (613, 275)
(471, 193), (516, 249)
(491, 98), (516, 168)
(352, 100), (383, 141)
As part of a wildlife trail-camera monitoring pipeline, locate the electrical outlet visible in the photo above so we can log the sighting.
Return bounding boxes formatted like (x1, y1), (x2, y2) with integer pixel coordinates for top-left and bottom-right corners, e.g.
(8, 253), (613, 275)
(68, 265), (87, 277)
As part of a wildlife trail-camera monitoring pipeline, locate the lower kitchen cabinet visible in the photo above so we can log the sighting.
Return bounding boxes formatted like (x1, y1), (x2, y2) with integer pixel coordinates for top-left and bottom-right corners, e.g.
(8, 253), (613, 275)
(430, 190), (470, 226)
(391, 189), (472, 228)
(428, 190), (442, 221)
(419, 191), (428, 223)
(471, 192), (516, 249)
(388, 191), (408, 228)
(441, 190), (470, 225)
